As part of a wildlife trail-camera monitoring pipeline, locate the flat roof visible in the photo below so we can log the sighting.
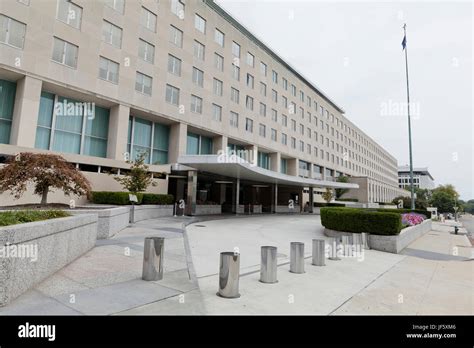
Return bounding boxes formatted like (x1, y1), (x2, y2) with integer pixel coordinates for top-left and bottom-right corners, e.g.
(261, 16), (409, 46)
(177, 155), (359, 189)
(398, 166), (434, 181)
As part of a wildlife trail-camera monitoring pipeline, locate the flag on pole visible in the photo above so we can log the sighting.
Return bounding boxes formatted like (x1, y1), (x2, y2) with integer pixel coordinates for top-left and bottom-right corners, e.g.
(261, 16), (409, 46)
(402, 35), (407, 50)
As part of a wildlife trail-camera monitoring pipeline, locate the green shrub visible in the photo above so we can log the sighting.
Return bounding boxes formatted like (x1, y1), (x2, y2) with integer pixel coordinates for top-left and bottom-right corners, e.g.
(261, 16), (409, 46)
(91, 191), (144, 205)
(0, 210), (70, 227)
(314, 202), (345, 207)
(375, 208), (429, 219)
(337, 198), (359, 202)
(142, 193), (174, 205)
(320, 207), (403, 235)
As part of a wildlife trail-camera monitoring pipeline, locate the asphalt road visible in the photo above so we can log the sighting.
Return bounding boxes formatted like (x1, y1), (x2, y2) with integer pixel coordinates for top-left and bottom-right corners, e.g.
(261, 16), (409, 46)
(460, 214), (474, 234)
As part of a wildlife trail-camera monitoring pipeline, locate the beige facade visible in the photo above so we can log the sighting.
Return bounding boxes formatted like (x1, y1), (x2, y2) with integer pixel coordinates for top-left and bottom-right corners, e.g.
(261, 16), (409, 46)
(0, 0), (402, 206)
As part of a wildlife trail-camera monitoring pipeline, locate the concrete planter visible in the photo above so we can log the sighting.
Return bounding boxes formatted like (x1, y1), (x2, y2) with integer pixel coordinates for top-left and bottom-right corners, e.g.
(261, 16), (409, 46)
(68, 206), (129, 239)
(132, 205), (174, 222)
(275, 205), (300, 213)
(195, 205), (222, 215)
(253, 205), (262, 214)
(324, 219), (432, 254)
(0, 214), (98, 306)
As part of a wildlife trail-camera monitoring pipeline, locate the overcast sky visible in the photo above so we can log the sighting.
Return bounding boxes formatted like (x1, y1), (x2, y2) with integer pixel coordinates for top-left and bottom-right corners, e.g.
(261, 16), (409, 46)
(216, 0), (473, 200)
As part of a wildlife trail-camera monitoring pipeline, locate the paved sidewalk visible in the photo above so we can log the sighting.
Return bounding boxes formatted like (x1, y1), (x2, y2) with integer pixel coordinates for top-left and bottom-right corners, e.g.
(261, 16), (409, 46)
(0, 217), (202, 315)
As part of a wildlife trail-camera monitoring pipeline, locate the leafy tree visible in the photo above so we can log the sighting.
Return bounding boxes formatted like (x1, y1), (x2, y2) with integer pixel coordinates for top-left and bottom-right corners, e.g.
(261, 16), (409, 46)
(464, 200), (474, 214)
(0, 152), (91, 205)
(429, 184), (460, 213)
(335, 176), (350, 199)
(114, 152), (156, 194)
(322, 188), (333, 203)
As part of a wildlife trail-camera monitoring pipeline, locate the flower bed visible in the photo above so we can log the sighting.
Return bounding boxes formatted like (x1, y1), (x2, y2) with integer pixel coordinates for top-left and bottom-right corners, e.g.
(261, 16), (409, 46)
(401, 213), (425, 227)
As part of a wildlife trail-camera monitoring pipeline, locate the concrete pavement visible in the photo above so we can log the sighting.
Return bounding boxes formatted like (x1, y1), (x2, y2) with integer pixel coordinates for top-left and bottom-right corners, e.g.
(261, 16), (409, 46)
(1, 214), (472, 315)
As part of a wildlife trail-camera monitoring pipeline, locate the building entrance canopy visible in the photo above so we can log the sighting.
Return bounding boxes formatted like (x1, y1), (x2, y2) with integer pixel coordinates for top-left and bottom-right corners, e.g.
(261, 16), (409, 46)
(177, 155), (359, 189)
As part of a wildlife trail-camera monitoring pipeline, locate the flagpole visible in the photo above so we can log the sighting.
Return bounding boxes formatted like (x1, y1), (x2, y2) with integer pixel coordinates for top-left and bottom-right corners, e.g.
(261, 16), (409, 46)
(403, 23), (415, 210)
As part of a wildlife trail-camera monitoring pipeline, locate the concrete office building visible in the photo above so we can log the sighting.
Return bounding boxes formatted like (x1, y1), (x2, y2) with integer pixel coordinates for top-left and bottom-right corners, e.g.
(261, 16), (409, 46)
(398, 166), (435, 190)
(0, 0), (407, 213)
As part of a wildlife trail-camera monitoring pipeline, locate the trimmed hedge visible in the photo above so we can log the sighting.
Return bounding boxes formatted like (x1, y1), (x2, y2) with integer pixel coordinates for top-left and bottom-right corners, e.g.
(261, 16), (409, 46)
(91, 191), (144, 205)
(142, 193), (174, 205)
(91, 192), (174, 205)
(0, 210), (70, 227)
(337, 198), (359, 202)
(375, 208), (429, 218)
(314, 202), (345, 207)
(320, 207), (403, 235)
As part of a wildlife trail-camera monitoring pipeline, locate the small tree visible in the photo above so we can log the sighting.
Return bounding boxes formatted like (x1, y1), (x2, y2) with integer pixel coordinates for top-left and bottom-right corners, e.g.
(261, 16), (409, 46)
(335, 176), (350, 199)
(114, 152), (156, 194)
(322, 188), (333, 203)
(0, 152), (91, 205)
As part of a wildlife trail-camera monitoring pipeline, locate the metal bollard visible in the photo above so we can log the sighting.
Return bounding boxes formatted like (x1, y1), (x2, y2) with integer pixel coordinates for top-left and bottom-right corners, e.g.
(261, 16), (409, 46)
(142, 237), (164, 281)
(361, 233), (370, 250)
(341, 235), (352, 256)
(312, 239), (326, 266)
(260, 246), (278, 283)
(217, 252), (241, 298)
(328, 237), (341, 260)
(290, 242), (305, 273)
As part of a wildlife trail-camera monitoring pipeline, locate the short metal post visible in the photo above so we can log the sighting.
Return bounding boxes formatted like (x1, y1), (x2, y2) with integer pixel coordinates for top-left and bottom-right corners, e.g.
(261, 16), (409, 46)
(130, 203), (135, 223)
(361, 233), (370, 250)
(290, 242), (305, 273)
(312, 239), (326, 266)
(341, 235), (352, 256)
(328, 237), (341, 260)
(217, 252), (240, 298)
(260, 246), (278, 283)
(173, 203), (177, 217)
(142, 237), (164, 281)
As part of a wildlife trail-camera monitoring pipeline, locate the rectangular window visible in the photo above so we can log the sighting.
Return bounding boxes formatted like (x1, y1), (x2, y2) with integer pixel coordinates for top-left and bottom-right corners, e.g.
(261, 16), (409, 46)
(52, 37), (78, 68)
(246, 52), (254, 67)
(259, 103), (266, 117)
(194, 14), (206, 33)
(260, 82), (267, 97)
(291, 137), (296, 149)
(98, 56), (119, 83)
(215, 29), (224, 47)
(246, 96), (253, 110)
(169, 25), (183, 47)
(138, 39), (155, 63)
(105, 0), (125, 14)
(282, 78), (288, 90)
(281, 114), (287, 127)
(246, 73), (254, 89)
(0, 79), (16, 144)
(193, 40), (205, 60)
(271, 129), (277, 141)
(272, 89), (278, 103)
(271, 109), (277, 122)
(192, 67), (204, 87)
(259, 123), (266, 137)
(231, 87), (239, 104)
(165, 84), (180, 105)
(213, 78), (223, 96)
(232, 41), (240, 58)
(186, 132), (213, 155)
(135, 72), (152, 96)
(299, 140), (304, 152)
(281, 158), (288, 173)
(299, 90), (305, 102)
(214, 53), (224, 71)
(232, 64), (240, 81)
(127, 116), (169, 164)
(282, 96), (287, 108)
(245, 118), (253, 133)
(291, 119), (296, 131)
(281, 133), (287, 146)
(212, 104), (222, 121)
(230, 111), (239, 128)
(57, 0), (82, 29)
(171, 0), (185, 17)
(190, 95), (203, 114)
(260, 62), (267, 76)
(141, 7), (157, 32)
(272, 70), (278, 84)
(168, 54), (181, 76)
(291, 84), (296, 96)
(102, 20), (122, 48)
(0, 15), (26, 49)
